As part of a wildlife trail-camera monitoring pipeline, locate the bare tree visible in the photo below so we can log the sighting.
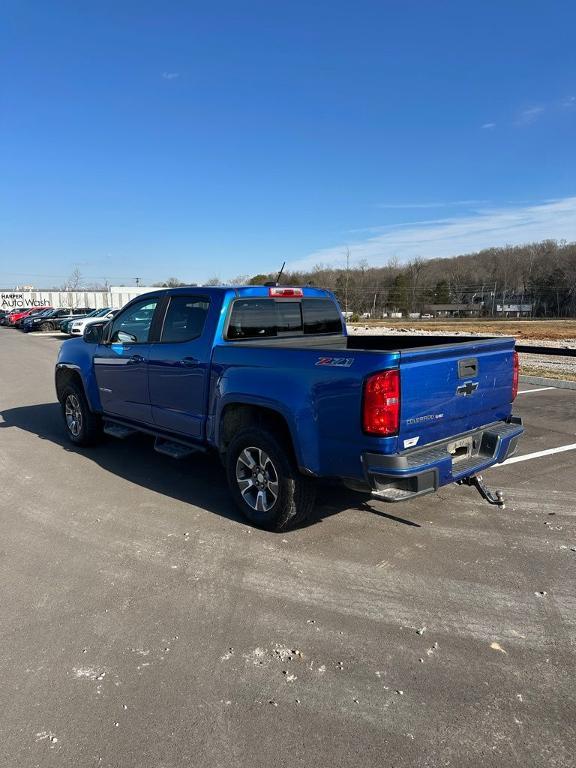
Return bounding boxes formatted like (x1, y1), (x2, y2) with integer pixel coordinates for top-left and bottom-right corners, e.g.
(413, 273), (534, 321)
(63, 266), (83, 291)
(406, 257), (425, 311)
(228, 274), (251, 286)
(152, 277), (188, 287)
(61, 267), (84, 307)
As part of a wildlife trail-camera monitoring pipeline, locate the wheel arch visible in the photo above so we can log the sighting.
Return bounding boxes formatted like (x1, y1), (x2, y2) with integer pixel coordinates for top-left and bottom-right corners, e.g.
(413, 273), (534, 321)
(55, 365), (87, 404)
(218, 402), (301, 468)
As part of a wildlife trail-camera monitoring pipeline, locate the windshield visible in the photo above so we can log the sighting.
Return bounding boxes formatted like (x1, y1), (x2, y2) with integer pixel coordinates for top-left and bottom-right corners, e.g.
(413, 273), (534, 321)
(93, 307), (112, 317)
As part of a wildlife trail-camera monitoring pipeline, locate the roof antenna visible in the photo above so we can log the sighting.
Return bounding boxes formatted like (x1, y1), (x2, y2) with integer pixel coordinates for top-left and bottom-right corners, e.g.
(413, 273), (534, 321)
(275, 261), (286, 285)
(264, 261), (286, 287)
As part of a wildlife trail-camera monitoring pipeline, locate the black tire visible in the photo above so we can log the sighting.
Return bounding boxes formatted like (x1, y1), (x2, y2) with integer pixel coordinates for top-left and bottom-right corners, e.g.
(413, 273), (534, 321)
(226, 427), (316, 531)
(60, 382), (102, 446)
(40, 321), (53, 332)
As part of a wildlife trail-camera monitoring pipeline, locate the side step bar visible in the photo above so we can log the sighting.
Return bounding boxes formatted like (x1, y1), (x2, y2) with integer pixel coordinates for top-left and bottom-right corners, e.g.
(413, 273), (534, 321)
(154, 438), (205, 459)
(103, 422), (139, 439)
(103, 421), (206, 460)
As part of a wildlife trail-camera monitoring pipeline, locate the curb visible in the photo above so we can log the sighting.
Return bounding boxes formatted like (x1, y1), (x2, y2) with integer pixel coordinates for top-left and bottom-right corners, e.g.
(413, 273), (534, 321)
(520, 375), (576, 390)
(516, 344), (576, 357)
(27, 332), (65, 338)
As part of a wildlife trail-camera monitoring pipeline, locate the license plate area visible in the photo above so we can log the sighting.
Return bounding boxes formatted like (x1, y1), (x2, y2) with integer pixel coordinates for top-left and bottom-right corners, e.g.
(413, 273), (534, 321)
(448, 436), (473, 463)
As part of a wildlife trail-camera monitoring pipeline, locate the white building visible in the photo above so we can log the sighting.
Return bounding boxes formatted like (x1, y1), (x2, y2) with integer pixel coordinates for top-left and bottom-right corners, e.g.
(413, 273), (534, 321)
(0, 286), (157, 312)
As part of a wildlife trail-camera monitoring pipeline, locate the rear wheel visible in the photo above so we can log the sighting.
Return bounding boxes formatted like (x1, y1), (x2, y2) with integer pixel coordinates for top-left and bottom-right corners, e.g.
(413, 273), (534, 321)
(226, 427), (316, 531)
(60, 382), (102, 446)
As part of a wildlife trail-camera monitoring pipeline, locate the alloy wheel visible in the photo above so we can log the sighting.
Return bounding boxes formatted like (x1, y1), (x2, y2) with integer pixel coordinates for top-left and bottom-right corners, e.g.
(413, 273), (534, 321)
(65, 394), (83, 437)
(235, 446), (279, 512)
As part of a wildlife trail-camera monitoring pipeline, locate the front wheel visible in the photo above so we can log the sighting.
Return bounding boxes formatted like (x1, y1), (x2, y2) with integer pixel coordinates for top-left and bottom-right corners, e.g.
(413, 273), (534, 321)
(60, 382), (102, 446)
(226, 427), (316, 531)
(40, 321), (53, 332)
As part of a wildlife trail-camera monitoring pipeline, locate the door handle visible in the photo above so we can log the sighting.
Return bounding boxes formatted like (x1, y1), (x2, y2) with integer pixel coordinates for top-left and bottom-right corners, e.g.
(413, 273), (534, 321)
(128, 354), (144, 365)
(179, 357), (199, 367)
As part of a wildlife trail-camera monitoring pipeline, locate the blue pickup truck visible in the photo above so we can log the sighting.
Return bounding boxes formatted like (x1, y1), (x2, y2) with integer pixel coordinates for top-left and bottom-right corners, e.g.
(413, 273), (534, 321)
(55, 285), (523, 530)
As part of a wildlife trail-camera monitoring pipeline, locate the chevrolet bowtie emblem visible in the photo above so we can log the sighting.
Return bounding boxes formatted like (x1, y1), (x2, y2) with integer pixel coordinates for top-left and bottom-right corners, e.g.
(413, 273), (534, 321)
(457, 381), (479, 396)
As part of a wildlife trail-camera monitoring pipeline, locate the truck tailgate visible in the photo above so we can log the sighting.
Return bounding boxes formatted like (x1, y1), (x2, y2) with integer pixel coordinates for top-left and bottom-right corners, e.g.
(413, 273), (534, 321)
(398, 338), (515, 449)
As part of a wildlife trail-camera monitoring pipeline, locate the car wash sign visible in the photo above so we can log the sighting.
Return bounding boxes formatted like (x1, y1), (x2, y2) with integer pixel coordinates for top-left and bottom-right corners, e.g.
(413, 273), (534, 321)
(1, 292), (51, 310)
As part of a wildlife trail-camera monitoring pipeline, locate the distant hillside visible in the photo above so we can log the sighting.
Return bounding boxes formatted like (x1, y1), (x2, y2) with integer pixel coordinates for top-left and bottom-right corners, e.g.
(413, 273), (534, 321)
(248, 240), (576, 318)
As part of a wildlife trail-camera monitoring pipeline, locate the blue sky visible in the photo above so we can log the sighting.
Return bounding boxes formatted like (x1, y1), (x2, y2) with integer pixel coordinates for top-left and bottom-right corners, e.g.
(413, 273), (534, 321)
(1, 0), (575, 286)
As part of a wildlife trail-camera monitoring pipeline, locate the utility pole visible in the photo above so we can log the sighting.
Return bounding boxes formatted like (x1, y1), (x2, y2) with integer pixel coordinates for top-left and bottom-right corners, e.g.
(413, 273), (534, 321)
(345, 247), (350, 314)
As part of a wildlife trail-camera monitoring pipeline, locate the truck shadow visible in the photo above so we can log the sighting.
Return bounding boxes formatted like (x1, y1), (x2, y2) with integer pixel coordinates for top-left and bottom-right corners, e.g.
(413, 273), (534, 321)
(0, 402), (420, 530)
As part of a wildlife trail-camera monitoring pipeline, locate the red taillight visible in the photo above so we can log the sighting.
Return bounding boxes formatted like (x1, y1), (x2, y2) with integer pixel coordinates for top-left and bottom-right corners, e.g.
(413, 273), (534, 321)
(268, 287), (303, 297)
(363, 369), (400, 436)
(512, 350), (519, 401)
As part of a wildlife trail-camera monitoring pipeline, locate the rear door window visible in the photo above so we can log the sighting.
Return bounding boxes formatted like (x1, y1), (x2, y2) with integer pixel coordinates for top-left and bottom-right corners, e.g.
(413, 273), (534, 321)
(160, 296), (210, 343)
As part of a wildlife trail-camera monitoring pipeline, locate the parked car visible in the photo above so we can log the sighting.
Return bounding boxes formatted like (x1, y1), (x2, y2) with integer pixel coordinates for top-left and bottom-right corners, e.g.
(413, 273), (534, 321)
(60, 308), (104, 335)
(0, 309), (15, 325)
(11, 306), (53, 327)
(23, 307), (93, 333)
(1, 308), (30, 326)
(20, 307), (55, 332)
(8, 307), (34, 326)
(54, 308), (94, 332)
(55, 286), (523, 531)
(69, 308), (118, 336)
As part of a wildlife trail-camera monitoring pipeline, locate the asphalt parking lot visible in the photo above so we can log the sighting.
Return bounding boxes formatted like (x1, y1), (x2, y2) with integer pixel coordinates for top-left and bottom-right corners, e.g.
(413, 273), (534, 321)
(1, 328), (575, 768)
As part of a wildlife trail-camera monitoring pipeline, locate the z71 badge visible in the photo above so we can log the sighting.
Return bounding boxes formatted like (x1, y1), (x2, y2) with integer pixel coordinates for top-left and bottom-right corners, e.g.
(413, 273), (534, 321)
(315, 357), (354, 367)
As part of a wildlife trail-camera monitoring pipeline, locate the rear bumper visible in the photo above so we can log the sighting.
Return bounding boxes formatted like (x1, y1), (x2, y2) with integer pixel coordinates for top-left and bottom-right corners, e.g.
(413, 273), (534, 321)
(359, 417), (523, 502)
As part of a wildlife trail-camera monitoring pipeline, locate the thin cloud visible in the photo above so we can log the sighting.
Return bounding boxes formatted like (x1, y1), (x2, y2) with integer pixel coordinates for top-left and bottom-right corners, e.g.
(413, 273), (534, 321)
(375, 200), (488, 210)
(162, 72), (180, 80)
(516, 106), (545, 125)
(487, 97), (574, 129)
(290, 197), (576, 271)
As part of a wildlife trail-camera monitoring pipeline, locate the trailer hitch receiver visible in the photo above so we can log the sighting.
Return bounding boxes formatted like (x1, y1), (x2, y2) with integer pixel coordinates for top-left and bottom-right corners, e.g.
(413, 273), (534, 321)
(458, 474), (505, 508)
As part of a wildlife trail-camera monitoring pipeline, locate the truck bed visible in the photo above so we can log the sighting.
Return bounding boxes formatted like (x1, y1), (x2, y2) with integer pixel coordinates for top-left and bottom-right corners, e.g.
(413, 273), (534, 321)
(227, 333), (505, 352)
(215, 332), (517, 469)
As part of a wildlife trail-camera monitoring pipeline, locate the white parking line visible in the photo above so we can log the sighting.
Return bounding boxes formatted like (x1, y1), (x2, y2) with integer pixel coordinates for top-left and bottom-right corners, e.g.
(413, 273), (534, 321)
(495, 443), (576, 467)
(517, 387), (556, 394)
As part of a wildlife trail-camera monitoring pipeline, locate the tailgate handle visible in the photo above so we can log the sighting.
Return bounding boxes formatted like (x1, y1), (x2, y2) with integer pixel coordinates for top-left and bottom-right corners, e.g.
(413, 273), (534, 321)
(458, 358), (478, 378)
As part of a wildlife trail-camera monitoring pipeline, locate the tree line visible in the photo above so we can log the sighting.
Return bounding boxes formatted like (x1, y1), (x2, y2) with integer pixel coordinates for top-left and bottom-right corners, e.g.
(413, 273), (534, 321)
(50, 238), (576, 319)
(244, 239), (576, 318)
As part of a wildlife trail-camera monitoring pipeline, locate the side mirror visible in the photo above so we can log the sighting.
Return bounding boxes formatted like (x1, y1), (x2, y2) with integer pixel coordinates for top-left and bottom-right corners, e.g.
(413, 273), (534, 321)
(83, 322), (106, 344)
